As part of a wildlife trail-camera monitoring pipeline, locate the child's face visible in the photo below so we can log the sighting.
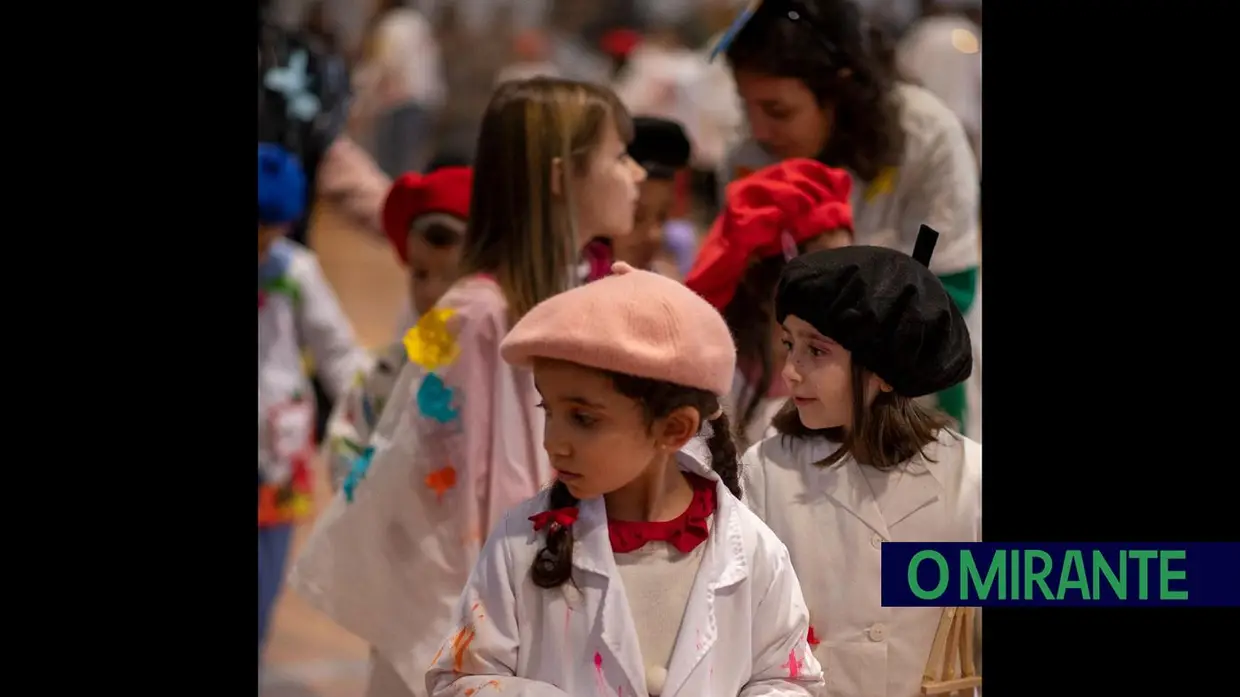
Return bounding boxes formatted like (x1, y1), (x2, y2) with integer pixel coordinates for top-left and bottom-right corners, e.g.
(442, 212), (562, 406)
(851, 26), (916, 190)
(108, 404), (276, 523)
(534, 358), (692, 501)
(779, 314), (886, 429)
(570, 119), (647, 245)
(612, 178), (675, 270)
(258, 224), (287, 263)
(406, 234), (463, 316)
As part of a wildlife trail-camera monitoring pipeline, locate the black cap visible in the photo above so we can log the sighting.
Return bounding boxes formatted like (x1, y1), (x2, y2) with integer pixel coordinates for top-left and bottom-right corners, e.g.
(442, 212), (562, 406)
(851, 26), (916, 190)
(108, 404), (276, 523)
(774, 233), (972, 397)
(629, 117), (691, 180)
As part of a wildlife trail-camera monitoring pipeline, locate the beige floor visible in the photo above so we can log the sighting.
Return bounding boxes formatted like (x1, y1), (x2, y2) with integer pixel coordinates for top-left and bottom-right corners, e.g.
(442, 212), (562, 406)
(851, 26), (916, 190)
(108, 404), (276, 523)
(261, 202), (407, 697)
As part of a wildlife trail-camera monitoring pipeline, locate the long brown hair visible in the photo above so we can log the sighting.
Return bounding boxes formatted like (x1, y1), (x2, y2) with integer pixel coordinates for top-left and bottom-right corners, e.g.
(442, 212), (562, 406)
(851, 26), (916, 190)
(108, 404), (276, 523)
(771, 361), (953, 470)
(725, 0), (905, 182)
(459, 77), (633, 321)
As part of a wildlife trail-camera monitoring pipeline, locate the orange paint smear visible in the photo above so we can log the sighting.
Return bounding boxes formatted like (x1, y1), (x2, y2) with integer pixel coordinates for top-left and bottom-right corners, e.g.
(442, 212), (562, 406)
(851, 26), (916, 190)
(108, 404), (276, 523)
(462, 679), (503, 695)
(451, 623), (477, 673)
(426, 465), (458, 500)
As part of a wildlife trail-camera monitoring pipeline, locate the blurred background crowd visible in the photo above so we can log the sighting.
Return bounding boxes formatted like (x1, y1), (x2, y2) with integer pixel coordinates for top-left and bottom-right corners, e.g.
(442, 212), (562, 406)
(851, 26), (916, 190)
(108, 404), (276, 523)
(257, 1), (981, 694)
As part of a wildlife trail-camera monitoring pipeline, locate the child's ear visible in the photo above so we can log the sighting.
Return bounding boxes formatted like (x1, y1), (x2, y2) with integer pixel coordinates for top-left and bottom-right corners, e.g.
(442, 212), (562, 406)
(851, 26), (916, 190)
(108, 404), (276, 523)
(550, 156), (564, 197)
(657, 406), (701, 451)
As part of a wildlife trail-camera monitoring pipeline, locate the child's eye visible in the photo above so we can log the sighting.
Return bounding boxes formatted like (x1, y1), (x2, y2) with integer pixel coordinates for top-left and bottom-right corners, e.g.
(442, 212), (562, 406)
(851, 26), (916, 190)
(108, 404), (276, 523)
(571, 411), (597, 428)
(780, 340), (793, 351)
(810, 347), (827, 357)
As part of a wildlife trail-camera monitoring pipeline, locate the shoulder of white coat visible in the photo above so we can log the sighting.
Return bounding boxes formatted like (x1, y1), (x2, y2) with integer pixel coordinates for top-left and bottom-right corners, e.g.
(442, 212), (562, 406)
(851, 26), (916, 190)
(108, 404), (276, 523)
(481, 487), (556, 561)
(925, 429), (981, 507)
(728, 492), (794, 588)
(743, 432), (823, 472)
(895, 82), (971, 155)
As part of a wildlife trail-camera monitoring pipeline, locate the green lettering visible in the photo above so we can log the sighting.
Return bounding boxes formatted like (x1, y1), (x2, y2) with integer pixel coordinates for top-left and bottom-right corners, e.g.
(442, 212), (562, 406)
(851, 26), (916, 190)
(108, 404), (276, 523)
(1092, 550), (1126, 599)
(1129, 550), (1157, 599)
(1008, 548), (1019, 600)
(909, 550), (949, 600)
(1056, 550), (1090, 600)
(1023, 550), (1054, 600)
(1159, 550), (1188, 600)
(961, 550), (1005, 601)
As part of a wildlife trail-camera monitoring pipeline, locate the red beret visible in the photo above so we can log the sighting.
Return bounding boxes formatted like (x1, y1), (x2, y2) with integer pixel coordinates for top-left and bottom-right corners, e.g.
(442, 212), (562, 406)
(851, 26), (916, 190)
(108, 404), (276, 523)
(685, 159), (853, 310)
(600, 28), (641, 58)
(381, 166), (473, 265)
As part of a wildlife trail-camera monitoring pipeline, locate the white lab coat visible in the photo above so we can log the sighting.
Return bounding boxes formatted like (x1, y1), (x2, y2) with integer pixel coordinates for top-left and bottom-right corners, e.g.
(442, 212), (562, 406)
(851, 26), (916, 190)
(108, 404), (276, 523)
(425, 451), (825, 697)
(740, 430), (981, 697)
(289, 276), (550, 696)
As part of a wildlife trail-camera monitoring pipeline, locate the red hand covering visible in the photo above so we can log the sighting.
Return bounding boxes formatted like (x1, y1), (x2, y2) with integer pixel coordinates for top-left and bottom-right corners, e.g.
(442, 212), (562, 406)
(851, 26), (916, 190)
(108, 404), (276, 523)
(381, 166), (474, 265)
(685, 159), (854, 310)
(608, 473), (717, 554)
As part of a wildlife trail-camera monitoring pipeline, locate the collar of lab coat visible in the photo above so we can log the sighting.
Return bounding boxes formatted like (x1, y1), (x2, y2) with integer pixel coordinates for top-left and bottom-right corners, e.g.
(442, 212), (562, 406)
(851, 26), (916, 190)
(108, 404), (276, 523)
(569, 442), (748, 589)
(802, 433), (952, 541)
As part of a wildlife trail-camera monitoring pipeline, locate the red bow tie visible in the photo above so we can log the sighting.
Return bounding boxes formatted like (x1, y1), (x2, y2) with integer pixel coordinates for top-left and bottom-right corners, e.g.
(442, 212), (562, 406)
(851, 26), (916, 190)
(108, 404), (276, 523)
(529, 507), (579, 532)
(608, 475), (717, 554)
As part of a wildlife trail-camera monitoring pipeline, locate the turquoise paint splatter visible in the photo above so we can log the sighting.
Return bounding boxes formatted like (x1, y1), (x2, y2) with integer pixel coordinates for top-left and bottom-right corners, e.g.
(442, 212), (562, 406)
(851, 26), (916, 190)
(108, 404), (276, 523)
(417, 374), (459, 424)
(342, 446), (376, 503)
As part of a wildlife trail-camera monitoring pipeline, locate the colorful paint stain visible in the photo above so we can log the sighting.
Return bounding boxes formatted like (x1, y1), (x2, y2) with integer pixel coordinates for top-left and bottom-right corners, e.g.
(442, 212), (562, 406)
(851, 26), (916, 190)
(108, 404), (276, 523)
(417, 373), (459, 423)
(425, 465), (457, 500)
(451, 623), (477, 673)
(404, 307), (461, 371)
(593, 652), (608, 695)
(462, 679), (502, 695)
(865, 167), (897, 202)
(784, 648), (804, 679)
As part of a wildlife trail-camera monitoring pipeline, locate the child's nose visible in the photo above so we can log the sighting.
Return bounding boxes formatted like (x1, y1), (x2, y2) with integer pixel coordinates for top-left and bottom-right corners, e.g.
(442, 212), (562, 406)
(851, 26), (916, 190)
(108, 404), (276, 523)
(781, 358), (802, 385)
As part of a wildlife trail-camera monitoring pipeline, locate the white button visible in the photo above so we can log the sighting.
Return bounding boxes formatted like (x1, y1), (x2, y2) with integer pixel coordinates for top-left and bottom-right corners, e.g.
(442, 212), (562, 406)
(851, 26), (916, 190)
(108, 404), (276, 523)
(871, 533), (884, 549)
(867, 623), (887, 642)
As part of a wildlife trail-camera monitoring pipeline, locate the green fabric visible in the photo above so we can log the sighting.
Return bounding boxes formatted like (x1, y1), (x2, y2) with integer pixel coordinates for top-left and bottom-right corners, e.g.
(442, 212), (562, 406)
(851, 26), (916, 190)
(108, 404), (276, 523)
(937, 267), (978, 316)
(933, 268), (977, 434)
(935, 381), (968, 435)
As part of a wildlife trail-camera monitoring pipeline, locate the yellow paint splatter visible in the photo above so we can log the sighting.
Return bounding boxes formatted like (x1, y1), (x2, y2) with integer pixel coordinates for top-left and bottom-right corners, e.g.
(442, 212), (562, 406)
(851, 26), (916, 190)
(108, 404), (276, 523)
(865, 167), (897, 202)
(404, 308), (461, 371)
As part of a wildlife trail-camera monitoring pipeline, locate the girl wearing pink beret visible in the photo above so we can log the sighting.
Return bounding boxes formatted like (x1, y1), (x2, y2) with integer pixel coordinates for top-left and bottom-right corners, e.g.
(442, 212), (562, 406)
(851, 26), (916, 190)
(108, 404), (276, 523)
(427, 266), (823, 697)
(684, 157), (854, 450)
(290, 78), (647, 697)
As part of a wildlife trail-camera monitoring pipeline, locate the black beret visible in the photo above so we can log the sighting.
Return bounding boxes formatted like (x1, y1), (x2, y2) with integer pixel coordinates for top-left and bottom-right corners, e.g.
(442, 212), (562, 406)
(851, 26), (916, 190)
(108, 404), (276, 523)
(774, 228), (972, 397)
(629, 117), (691, 179)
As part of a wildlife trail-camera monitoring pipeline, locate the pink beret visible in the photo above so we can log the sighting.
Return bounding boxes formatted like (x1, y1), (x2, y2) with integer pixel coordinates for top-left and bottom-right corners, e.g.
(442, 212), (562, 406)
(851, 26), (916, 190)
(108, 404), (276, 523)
(500, 269), (737, 396)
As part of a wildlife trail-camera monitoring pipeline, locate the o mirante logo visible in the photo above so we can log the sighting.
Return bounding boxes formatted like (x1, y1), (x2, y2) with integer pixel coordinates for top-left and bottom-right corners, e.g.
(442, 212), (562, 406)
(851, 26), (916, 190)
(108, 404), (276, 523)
(880, 543), (1240, 607)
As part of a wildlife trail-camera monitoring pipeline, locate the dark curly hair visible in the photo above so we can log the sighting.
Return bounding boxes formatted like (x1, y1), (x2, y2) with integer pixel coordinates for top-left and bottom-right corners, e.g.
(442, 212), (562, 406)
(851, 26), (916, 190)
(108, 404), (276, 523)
(530, 372), (741, 589)
(725, 0), (905, 182)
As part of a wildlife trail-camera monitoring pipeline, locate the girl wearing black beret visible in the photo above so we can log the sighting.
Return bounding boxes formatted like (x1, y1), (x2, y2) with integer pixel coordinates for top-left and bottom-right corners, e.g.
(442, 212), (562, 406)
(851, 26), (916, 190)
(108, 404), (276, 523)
(713, 0), (982, 436)
(740, 227), (981, 697)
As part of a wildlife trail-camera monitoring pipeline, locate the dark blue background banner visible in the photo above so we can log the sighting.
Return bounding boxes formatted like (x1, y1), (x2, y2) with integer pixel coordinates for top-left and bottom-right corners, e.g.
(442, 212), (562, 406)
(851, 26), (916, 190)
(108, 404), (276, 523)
(880, 542), (1240, 607)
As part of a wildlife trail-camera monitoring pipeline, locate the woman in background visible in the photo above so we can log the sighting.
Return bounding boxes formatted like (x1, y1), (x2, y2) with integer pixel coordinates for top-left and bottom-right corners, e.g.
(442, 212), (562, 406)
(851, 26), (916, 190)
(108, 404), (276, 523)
(715, 0), (981, 436)
(353, 0), (446, 177)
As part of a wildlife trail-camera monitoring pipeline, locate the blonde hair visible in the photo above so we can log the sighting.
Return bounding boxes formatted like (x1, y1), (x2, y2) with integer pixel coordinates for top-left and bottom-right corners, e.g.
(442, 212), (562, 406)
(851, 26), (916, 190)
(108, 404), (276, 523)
(459, 77), (633, 321)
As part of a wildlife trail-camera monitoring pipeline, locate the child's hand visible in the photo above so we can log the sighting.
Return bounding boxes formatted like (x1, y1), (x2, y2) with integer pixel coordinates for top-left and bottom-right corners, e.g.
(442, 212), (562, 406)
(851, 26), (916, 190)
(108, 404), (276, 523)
(610, 261), (638, 275)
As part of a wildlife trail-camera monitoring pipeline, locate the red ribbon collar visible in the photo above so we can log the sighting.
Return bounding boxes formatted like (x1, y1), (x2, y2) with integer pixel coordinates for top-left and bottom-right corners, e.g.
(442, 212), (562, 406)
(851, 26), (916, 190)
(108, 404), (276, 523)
(608, 473), (717, 554)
